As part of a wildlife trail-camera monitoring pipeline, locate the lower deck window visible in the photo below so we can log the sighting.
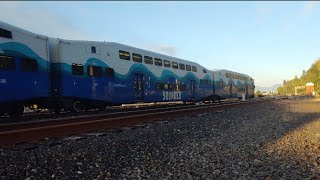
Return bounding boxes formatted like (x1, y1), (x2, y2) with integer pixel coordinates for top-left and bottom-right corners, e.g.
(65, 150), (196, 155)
(21, 58), (38, 72)
(173, 84), (179, 91)
(87, 65), (102, 77)
(156, 83), (164, 90)
(164, 83), (172, 90)
(0, 56), (15, 70)
(106, 67), (115, 78)
(72, 63), (84, 75)
(180, 84), (186, 91)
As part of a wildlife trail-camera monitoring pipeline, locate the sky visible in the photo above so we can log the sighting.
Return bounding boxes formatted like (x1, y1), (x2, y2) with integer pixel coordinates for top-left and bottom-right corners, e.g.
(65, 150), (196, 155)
(0, 1), (319, 87)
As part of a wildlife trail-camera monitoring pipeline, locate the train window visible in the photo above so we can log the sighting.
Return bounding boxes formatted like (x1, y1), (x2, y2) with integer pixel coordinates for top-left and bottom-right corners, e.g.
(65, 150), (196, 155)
(164, 83), (172, 90)
(200, 79), (203, 85)
(132, 53), (142, 63)
(0, 56), (15, 70)
(173, 84), (179, 91)
(155, 58), (162, 66)
(72, 63), (84, 75)
(164, 60), (171, 68)
(180, 83), (186, 91)
(119, 50), (130, 60)
(91, 46), (96, 54)
(156, 83), (164, 91)
(186, 65), (191, 71)
(144, 56), (153, 64)
(179, 63), (185, 70)
(220, 81), (225, 87)
(21, 58), (38, 72)
(87, 65), (102, 77)
(172, 62), (178, 69)
(0, 28), (12, 39)
(203, 69), (207, 73)
(192, 66), (197, 72)
(106, 67), (115, 78)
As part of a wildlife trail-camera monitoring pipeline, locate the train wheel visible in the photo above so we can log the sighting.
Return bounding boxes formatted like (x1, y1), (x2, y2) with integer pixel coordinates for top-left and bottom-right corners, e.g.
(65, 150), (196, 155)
(72, 101), (81, 113)
(84, 106), (90, 112)
(8, 104), (24, 117)
(98, 105), (106, 111)
(54, 107), (61, 114)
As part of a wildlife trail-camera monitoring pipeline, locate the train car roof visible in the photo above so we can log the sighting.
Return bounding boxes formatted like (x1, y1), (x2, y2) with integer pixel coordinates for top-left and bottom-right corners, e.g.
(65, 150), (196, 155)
(56, 38), (207, 69)
(211, 69), (252, 78)
(0, 21), (48, 40)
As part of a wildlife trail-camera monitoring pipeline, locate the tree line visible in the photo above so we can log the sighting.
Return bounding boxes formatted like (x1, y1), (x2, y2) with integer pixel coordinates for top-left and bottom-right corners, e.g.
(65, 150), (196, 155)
(277, 59), (320, 95)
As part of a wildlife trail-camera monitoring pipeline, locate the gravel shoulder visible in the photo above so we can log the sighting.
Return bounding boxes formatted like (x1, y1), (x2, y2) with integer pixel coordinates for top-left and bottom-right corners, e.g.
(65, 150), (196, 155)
(1, 99), (320, 179)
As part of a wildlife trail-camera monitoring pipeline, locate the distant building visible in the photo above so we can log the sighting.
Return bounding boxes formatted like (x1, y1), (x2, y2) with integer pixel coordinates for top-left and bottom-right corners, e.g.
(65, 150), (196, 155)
(305, 82), (314, 96)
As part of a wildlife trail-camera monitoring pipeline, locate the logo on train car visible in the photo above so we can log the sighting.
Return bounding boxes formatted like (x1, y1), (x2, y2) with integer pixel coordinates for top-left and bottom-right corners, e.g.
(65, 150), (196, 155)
(108, 82), (126, 87)
(0, 79), (6, 84)
(163, 91), (182, 100)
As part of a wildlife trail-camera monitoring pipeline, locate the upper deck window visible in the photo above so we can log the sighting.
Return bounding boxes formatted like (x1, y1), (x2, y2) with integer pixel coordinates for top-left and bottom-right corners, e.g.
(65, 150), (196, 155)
(21, 58), (38, 72)
(192, 66), (197, 72)
(87, 65), (102, 77)
(155, 58), (162, 66)
(144, 56), (153, 65)
(119, 50), (130, 60)
(0, 28), (12, 39)
(72, 63), (84, 75)
(0, 56), (15, 70)
(203, 69), (207, 73)
(186, 65), (191, 71)
(91, 46), (96, 54)
(164, 60), (171, 68)
(179, 63), (185, 70)
(132, 53), (142, 63)
(172, 62), (178, 69)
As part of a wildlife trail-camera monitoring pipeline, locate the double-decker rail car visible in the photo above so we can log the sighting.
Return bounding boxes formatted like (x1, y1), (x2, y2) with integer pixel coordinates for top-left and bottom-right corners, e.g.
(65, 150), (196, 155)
(0, 21), (51, 116)
(49, 39), (213, 112)
(0, 21), (256, 116)
(212, 69), (255, 100)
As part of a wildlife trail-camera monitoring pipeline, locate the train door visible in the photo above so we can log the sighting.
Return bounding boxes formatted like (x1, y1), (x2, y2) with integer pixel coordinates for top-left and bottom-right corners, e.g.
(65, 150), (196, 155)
(133, 74), (144, 101)
(229, 84), (233, 98)
(245, 85), (249, 98)
(0, 55), (15, 105)
(212, 81), (216, 96)
(190, 80), (195, 100)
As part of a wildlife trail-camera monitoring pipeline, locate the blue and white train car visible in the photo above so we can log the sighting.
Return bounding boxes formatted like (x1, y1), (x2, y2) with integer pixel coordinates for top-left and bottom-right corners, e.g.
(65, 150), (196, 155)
(212, 69), (255, 100)
(0, 21), (51, 116)
(49, 39), (213, 112)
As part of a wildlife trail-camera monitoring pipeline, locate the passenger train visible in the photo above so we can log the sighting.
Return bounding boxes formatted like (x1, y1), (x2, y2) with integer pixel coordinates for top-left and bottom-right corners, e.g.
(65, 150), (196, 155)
(0, 21), (255, 117)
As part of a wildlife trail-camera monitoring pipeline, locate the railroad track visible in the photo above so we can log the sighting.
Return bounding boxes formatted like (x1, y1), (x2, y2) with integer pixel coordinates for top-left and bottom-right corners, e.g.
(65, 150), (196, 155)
(0, 99), (241, 123)
(0, 98), (272, 147)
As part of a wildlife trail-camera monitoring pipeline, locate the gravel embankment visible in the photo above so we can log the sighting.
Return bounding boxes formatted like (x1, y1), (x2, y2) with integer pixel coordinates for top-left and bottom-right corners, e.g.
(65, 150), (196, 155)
(1, 99), (320, 179)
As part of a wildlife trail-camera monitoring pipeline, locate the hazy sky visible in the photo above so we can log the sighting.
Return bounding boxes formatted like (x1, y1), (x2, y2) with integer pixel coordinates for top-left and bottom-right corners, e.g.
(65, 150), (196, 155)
(1, 1), (319, 87)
